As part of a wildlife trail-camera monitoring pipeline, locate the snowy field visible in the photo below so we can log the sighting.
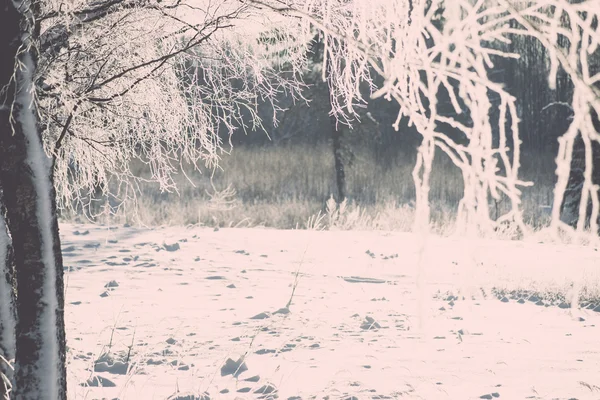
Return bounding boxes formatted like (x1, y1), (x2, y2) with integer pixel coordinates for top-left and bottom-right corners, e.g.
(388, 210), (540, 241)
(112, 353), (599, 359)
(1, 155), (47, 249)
(61, 223), (600, 400)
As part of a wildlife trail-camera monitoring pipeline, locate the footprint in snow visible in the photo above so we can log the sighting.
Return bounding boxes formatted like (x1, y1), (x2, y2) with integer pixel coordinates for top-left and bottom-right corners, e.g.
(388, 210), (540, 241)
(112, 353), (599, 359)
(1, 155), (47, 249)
(163, 242), (180, 252)
(134, 262), (156, 268)
(94, 360), (129, 375)
(255, 383), (277, 395)
(342, 276), (387, 284)
(220, 357), (247, 377)
(205, 275), (226, 280)
(479, 393), (500, 399)
(105, 261), (127, 266)
(360, 316), (381, 330)
(255, 348), (276, 355)
(80, 375), (116, 387)
(62, 245), (77, 254)
(250, 312), (271, 320)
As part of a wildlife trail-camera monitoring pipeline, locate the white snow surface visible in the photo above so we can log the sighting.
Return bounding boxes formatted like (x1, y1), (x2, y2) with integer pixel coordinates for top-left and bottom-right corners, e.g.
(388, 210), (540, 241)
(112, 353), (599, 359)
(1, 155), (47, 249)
(18, 49), (60, 399)
(62, 223), (600, 400)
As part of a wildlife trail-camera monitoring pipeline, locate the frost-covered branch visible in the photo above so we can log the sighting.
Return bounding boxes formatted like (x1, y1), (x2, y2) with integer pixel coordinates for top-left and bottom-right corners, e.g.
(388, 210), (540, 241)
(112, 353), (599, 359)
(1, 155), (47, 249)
(247, 0), (600, 238)
(38, 0), (311, 215)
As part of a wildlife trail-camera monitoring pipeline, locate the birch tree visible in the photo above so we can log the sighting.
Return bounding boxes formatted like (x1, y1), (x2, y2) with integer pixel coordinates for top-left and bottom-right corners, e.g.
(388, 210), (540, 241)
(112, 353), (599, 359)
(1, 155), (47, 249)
(2, 0), (309, 397)
(1, 0), (600, 398)
(1, 0), (66, 398)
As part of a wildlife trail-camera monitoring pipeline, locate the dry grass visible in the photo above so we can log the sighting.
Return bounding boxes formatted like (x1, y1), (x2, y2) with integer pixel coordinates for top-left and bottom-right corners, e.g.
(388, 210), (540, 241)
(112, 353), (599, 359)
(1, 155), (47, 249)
(60, 143), (557, 233)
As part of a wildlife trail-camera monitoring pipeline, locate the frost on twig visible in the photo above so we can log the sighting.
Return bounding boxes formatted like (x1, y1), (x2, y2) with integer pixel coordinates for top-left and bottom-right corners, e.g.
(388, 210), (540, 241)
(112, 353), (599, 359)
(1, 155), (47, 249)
(39, 0), (600, 238)
(251, 0), (599, 239)
(37, 0), (311, 216)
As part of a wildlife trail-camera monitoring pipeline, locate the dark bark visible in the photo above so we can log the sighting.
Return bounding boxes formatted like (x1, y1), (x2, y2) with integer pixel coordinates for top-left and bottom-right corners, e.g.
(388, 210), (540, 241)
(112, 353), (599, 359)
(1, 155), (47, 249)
(554, 14), (600, 232)
(329, 114), (346, 202)
(322, 40), (347, 203)
(0, 191), (16, 400)
(0, 1), (67, 399)
(560, 123), (600, 232)
(0, 4), (20, 399)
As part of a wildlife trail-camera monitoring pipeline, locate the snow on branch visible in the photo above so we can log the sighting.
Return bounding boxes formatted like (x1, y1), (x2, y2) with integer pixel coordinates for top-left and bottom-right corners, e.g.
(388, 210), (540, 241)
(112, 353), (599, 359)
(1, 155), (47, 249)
(38, 0), (311, 215)
(248, 0), (600, 239)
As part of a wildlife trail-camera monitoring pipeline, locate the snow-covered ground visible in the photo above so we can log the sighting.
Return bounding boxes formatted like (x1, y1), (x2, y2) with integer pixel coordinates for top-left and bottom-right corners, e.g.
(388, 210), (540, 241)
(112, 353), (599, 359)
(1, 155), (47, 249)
(61, 223), (600, 400)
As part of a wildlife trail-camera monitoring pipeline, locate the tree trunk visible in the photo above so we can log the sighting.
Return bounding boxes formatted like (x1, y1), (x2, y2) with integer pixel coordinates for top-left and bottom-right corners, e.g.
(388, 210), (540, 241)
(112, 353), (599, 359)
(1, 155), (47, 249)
(0, 1), (67, 399)
(325, 52), (347, 203)
(329, 118), (346, 203)
(560, 129), (600, 233)
(0, 195), (16, 400)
